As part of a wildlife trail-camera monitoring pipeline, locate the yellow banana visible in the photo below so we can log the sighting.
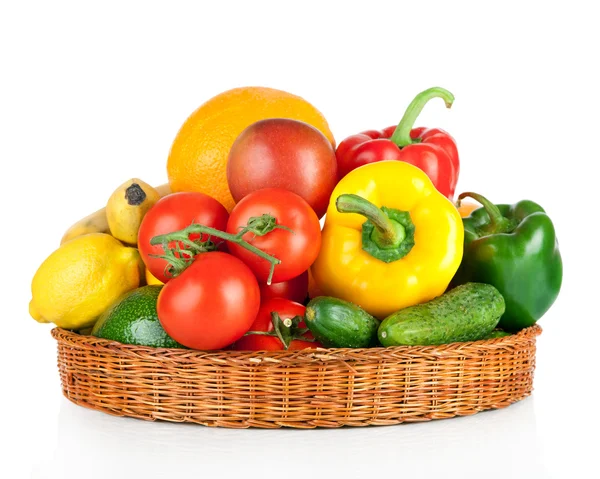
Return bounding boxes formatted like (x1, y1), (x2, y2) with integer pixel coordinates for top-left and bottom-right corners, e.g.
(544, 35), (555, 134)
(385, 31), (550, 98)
(60, 207), (110, 244)
(60, 183), (171, 245)
(106, 178), (162, 245)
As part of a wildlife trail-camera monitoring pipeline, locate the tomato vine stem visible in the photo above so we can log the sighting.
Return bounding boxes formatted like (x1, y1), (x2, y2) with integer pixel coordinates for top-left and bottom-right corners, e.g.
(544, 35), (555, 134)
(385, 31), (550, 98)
(242, 313), (315, 350)
(150, 214), (291, 284)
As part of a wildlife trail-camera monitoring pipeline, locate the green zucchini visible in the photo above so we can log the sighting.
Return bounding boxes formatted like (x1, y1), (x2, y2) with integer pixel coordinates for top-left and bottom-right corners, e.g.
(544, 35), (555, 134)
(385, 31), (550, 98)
(305, 297), (380, 348)
(378, 283), (505, 346)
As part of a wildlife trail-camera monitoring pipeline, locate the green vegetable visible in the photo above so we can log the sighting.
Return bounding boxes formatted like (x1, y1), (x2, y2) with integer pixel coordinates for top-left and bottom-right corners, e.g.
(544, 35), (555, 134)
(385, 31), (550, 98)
(453, 192), (562, 332)
(305, 296), (380, 348)
(378, 283), (505, 346)
(92, 285), (184, 348)
(483, 330), (511, 339)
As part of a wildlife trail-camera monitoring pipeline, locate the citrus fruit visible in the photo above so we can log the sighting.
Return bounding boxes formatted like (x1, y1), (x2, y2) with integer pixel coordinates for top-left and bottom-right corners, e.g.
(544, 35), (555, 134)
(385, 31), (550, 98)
(29, 233), (143, 329)
(167, 86), (335, 211)
(92, 285), (184, 348)
(457, 200), (480, 218)
(145, 268), (163, 285)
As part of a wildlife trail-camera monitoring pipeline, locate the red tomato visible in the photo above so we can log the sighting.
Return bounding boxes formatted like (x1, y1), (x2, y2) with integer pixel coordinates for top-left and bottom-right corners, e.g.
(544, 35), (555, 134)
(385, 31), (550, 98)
(138, 192), (229, 283)
(259, 271), (308, 304)
(157, 252), (260, 350)
(226, 188), (321, 284)
(232, 298), (320, 351)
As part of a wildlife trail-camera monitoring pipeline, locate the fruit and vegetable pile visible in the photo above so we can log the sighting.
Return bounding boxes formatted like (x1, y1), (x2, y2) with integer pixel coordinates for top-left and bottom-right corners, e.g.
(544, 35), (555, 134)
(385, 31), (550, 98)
(29, 86), (563, 352)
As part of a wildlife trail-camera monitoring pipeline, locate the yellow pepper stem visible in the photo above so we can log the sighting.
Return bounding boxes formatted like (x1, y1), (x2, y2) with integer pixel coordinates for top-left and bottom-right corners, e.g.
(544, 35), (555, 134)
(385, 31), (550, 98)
(336, 194), (415, 263)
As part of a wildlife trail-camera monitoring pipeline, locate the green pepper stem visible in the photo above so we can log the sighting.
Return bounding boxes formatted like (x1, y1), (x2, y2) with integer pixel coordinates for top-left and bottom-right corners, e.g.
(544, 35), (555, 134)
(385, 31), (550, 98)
(336, 194), (404, 248)
(150, 214), (288, 285)
(389, 87), (454, 147)
(457, 192), (508, 231)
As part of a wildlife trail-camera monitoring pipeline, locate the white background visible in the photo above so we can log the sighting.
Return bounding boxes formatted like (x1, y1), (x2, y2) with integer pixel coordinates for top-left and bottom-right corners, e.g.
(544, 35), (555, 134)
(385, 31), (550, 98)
(1, 1), (598, 478)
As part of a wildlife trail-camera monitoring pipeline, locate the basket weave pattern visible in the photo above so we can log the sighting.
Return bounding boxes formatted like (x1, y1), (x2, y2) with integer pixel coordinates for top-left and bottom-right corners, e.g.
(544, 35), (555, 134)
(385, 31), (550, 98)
(52, 325), (541, 428)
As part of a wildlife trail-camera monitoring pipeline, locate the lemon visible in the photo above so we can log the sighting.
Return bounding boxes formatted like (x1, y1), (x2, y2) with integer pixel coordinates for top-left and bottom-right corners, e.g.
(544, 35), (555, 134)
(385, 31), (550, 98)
(29, 233), (143, 329)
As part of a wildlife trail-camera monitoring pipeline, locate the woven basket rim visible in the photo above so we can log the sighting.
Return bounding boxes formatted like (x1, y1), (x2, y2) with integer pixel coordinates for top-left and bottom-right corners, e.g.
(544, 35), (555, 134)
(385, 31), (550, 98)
(53, 325), (541, 427)
(51, 324), (541, 363)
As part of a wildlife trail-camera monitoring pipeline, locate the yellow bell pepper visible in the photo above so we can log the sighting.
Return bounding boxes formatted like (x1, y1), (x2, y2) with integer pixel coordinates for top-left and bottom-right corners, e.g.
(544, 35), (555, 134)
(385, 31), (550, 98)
(311, 161), (464, 319)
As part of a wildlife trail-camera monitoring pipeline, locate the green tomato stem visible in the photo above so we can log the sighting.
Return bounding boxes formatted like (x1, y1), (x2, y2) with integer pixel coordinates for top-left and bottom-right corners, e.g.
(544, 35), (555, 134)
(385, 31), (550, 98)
(242, 313), (315, 350)
(150, 214), (289, 284)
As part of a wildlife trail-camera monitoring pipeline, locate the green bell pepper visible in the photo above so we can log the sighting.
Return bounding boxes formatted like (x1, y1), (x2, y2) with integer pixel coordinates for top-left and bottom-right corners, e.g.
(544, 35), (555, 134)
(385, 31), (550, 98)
(452, 192), (562, 332)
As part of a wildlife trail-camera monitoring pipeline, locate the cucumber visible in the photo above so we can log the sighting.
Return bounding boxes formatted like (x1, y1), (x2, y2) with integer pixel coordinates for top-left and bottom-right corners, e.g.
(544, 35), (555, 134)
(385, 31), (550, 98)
(305, 297), (380, 348)
(378, 283), (505, 346)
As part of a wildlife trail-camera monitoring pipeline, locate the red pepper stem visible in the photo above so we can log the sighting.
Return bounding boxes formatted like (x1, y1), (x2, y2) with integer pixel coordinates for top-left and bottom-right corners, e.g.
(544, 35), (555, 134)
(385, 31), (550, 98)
(458, 192), (506, 230)
(389, 87), (454, 147)
(336, 194), (405, 248)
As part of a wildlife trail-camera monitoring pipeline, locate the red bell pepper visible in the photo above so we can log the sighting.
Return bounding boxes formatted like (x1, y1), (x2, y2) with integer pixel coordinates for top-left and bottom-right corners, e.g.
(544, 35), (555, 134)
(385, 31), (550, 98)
(335, 87), (459, 200)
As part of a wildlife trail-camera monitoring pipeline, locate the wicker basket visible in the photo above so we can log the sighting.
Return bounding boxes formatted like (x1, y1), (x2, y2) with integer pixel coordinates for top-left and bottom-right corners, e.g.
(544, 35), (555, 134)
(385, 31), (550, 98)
(52, 325), (541, 429)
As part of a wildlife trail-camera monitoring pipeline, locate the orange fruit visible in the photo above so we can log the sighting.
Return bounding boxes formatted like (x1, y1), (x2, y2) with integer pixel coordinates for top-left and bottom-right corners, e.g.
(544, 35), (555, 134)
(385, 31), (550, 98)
(457, 200), (480, 218)
(167, 87), (335, 211)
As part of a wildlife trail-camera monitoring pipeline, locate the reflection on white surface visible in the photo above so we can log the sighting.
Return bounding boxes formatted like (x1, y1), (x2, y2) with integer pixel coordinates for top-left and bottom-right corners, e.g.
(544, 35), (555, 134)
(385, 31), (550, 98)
(29, 395), (552, 479)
